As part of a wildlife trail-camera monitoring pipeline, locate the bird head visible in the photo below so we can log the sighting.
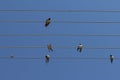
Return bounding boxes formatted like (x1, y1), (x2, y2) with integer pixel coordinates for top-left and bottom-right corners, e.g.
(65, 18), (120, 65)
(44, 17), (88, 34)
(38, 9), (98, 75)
(48, 18), (51, 20)
(110, 55), (112, 57)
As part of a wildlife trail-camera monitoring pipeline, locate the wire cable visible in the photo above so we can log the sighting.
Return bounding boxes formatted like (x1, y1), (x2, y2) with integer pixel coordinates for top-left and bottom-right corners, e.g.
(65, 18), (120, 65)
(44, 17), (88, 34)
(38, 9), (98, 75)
(1, 20), (120, 23)
(1, 10), (120, 12)
(0, 56), (119, 60)
(0, 46), (120, 49)
(0, 34), (120, 37)
(1, 56), (40, 60)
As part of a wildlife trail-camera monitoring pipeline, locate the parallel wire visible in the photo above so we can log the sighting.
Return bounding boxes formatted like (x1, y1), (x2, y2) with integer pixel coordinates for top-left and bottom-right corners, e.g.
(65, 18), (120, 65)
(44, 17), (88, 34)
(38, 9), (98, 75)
(0, 34), (120, 36)
(0, 10), (120, 61)
(1, 10), (120, 12)
(0, 46), (120, 49)
(1, 20), (120, 23)
(0, 10), (120, 59)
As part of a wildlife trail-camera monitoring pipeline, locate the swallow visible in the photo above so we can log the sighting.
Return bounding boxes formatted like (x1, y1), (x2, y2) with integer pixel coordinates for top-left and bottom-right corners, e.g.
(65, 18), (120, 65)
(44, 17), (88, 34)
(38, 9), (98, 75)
(45, 18), (51, 27)
(77, 44), (83, 52)
(47, 44), (53, 52)
(110, 55), (114, 64)
(45, 54), (50, 63)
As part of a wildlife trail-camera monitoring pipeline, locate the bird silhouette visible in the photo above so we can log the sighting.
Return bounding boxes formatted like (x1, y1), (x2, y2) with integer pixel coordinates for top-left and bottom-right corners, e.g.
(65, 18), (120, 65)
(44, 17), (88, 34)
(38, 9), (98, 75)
(45, 54), (50, 63)
(45, 18), (51, 27)
(77, 44), (83, 52)
(47, 44), (53, 52)
(110, 55), (114, 64)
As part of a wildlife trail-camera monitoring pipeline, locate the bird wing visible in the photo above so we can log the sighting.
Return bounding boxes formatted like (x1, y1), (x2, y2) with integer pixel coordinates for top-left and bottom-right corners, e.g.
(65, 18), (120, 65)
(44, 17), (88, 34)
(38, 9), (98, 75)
(77, 47), (79, 51)
(45, 20), (50, 27)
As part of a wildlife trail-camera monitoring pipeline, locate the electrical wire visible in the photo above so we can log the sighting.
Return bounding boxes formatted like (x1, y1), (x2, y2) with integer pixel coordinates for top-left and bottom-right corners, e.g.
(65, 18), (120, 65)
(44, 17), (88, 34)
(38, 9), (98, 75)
(0, 56), (119, 60)
(1, 20), (120, 23)
(1, 10), (120, 12)
(1, 56), (48, 60)
(0, 34), (120, 36)
(0, 46), (120, 49)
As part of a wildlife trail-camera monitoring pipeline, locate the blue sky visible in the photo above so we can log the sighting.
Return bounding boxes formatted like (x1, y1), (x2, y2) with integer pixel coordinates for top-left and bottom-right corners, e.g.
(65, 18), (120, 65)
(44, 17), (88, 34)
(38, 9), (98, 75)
(0, 0), (120, 80)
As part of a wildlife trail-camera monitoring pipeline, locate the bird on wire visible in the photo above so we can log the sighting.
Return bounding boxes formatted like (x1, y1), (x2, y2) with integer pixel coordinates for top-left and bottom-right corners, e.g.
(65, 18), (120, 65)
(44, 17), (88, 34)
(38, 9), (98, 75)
(110, 55), (114, 64)
(45, 18), (51, 27)
(77, 44), (83, 53)
(47, 44), (53, 52)
(45, 54), (50, 63)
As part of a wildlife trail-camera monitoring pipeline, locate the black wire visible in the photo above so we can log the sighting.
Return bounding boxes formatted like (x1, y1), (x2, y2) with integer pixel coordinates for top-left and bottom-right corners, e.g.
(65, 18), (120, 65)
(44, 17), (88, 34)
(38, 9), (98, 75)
(0, 56), (118, 60)
(0, 34), (120, 36)
(1, 10), (120, 12)
(0, 46), (120, 49)
(0, 57), (41, 60)
(1, 20), (120, 23)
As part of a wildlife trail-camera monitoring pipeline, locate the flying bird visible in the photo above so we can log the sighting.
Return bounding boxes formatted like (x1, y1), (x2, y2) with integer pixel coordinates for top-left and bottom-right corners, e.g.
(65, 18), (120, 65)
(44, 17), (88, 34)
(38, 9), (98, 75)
(47, 44), (53, 52)
(45, 54), (50, 63)
(45, 18), (51, 27)
(77, 44), (83, 52)
(110, 55), (114, 64)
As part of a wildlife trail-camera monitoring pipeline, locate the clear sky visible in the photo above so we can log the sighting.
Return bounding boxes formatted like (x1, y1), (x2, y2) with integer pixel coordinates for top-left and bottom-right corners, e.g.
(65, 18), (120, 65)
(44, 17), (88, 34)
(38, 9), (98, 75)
(0, 0), (120, 80)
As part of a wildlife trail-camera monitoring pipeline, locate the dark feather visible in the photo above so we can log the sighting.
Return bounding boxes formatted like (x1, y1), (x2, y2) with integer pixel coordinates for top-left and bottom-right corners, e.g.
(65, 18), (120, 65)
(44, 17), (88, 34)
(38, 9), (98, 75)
(77, 47), (79, 51)
(80, 48), (82, 52)
(45, 18), (51, 27)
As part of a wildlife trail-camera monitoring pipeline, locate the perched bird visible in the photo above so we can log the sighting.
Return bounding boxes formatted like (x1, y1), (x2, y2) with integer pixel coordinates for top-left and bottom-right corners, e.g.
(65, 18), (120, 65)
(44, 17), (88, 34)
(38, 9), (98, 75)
(110, 55), (114, 64)
(45, 54), (50, 63)
(10, 54), (14, 59)
(45, 18), (51, 27)
(77, 44), (83, 52)
(47, 44), (53, 52)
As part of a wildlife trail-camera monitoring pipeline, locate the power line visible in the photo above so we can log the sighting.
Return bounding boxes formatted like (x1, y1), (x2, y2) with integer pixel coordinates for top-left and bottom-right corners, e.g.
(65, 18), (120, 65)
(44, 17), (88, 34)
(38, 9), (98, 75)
(0, 46), (120, 49)
(1, 20), (120, 23)
(0, 34), (120, 37)
(1, 10), (120, 12)
(0, 57), (41, 60)
(0, 56), (119, 60)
